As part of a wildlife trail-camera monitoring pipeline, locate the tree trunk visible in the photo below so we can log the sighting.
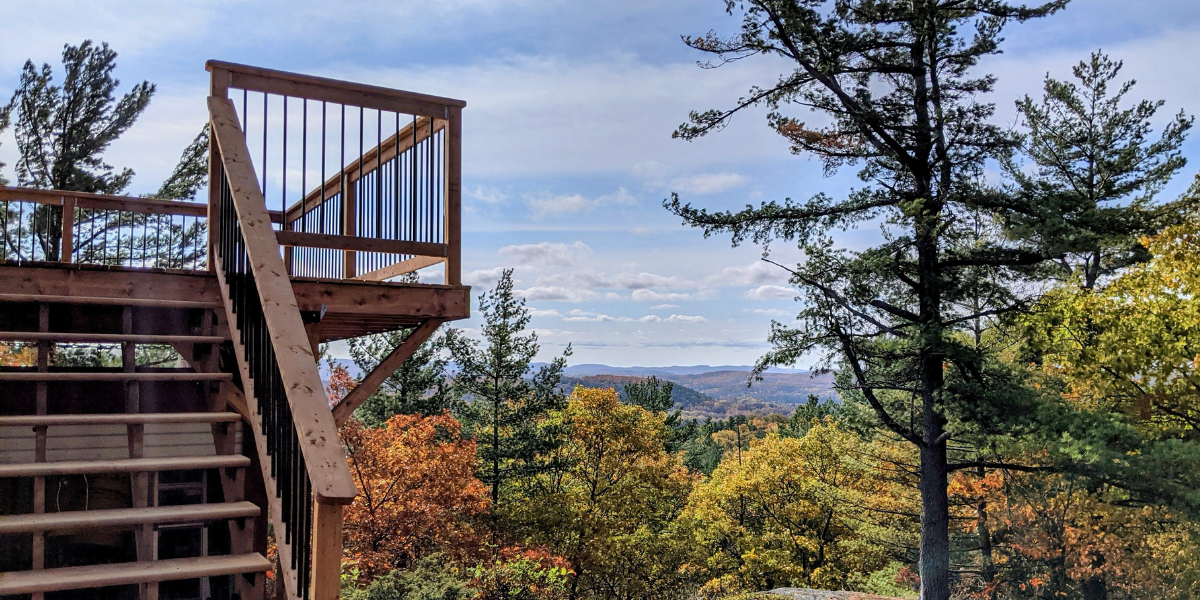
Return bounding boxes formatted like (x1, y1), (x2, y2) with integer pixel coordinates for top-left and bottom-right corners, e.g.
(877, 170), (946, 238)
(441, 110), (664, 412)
(976, 482), (995, 599)
(919, 439), (951, 600)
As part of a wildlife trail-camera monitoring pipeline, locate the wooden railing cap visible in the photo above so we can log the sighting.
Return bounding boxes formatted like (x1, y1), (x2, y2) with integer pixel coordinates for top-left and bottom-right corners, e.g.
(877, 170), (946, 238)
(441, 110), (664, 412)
(205, 59), (467, 109)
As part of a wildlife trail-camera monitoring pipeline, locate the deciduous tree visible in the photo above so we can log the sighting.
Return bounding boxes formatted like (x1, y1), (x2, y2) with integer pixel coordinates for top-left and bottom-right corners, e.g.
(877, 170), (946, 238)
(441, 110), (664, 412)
(682, 421), (911, 595)
(341, 413), (490, 582)
(509, 387), (695, 600)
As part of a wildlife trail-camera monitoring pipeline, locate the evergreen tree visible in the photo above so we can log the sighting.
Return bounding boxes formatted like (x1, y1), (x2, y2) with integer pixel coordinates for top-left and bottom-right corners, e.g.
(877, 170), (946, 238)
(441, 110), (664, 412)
(623, 376), (686, 451)
(5, 40), (154, 260)
(623, 376), (675, 413)
(153, 125), (209, 201)
(1003, 51), (1193, 289)
(0, 106), (9, 185)
(663, 3), (1098, 599)
(349, 328), (458, 426)
(449, 269), (572, 510)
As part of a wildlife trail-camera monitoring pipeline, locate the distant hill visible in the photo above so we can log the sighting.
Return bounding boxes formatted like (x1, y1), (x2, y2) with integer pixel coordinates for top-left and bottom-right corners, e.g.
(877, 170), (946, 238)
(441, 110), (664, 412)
(558, 374), (711, 408)
(665, 370), (837, 406)
(563, 364), (812, 376)
(322, 360), (838, 420)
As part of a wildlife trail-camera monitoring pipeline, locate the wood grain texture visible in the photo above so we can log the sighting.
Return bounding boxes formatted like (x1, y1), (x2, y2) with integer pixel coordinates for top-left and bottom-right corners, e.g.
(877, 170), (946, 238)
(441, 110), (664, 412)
(354, 256), (444, 282)
(331, 319), (445, 425)
(0, 554), (271, 596)
(0, 453), (250, 477)
(0, 501), (260, 534)
(210, 95), (357, 504)
(206, 60), (465, 117)
(275, 230), (446, 257)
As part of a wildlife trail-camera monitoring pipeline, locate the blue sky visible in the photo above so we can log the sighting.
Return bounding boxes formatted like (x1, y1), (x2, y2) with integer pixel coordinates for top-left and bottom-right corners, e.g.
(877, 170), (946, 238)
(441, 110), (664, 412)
(1, 0), (1198, 366)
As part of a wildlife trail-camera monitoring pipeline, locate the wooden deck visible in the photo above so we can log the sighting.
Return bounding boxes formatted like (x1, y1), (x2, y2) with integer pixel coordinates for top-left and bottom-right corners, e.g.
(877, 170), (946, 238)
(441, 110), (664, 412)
(0, 60), (468, 600)
(0, 261), (470, 342)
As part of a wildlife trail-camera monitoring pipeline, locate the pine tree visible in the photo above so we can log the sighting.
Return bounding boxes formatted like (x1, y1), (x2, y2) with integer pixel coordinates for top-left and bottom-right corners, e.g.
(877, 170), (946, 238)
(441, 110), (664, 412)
(623, 376), (675, 413)
(153, 126), (209, 201)
(449, 269), (572, 510)
(1004, 51), (1193, 289)
(349, 328), (458, 426)
(623, 376), (686, 451)
(0, 106), (9, 185)
(663, 3), (1082, 599)
(5, 40), (154, 260)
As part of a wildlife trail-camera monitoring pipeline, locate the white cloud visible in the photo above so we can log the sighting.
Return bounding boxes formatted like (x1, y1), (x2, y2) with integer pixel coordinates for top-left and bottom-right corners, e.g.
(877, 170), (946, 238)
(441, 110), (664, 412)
(668, 172), (747, 195)
(650, 303), (680, 310)
(529, 308), (562, 317)
(464, 266), (508, 287)
(524, 187), (637, 218)
(708, 261), (791, 287)
(563, 310), (630, 322)
(631, 289), (692, 302)
(750, 308), (791, 317)
(525, 192), (591, 217)
(616, 272), (680, 290)
(665, 314), (707, 323)
(639, 315), (662, 323)
(744, 285), (795, 300)
(467, 185), (509, 205)
(499, 241), (591, 267)
(517, 286), (597, 302)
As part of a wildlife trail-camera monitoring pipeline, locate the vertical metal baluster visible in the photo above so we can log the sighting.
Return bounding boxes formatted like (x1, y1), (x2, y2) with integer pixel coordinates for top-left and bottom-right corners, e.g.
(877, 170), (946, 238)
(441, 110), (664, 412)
(394, 113), (400, 247)
(359, 106), (364, 262)
(15, 202), (23, 263)
(301, 99), (308, 236)
(263, 93), (269, 202)
(283, 95), (289, 219)
(411, 116), (417, 243)
(320, 102), (327, 236)
(340, 105), (346, 239)
(376, 110), (383, 247)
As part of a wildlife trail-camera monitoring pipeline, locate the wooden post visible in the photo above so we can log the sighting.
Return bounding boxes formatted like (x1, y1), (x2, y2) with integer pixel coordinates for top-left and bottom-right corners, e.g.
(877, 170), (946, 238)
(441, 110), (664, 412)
(123, 307), (157, 600)
(310, 501), (344, 600)
(208, 66), (230, 273)
(342, 176), (356, 278)
(32, 304), (48, 600)
(445, 107), (461, 286)
(60, 196), (74, 263)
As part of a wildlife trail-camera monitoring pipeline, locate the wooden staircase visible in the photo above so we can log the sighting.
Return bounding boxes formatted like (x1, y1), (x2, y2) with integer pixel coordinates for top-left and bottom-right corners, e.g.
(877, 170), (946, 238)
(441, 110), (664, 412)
(0, 299), (269, 600)
(0, 59), (470, 600)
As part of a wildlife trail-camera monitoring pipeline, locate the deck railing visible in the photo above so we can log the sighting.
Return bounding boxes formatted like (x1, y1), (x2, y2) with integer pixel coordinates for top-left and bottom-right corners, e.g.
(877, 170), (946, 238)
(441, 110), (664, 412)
(206, 60), (463, 284)
(209, 94), (357, 600)
(0, 187), (207, 269)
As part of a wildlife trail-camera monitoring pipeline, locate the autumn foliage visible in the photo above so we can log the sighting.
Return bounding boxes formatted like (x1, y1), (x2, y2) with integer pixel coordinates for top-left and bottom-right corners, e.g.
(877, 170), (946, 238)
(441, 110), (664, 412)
(341, 413), (490, 582)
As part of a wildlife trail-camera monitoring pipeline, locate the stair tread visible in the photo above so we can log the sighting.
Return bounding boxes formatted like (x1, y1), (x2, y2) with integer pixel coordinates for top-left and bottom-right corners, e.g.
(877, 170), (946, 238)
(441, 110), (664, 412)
(0, 412), (242, 426)
(0, 501), (261, 534)
(0, 372), (232, 381)
(0, 331), (228, 344)
(0, 454), (251, 477)
(0, 553), (271, 595)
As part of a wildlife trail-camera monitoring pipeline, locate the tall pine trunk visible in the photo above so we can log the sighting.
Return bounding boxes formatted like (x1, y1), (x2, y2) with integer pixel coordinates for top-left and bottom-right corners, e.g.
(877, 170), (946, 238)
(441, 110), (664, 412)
(919, 438), (951, 600)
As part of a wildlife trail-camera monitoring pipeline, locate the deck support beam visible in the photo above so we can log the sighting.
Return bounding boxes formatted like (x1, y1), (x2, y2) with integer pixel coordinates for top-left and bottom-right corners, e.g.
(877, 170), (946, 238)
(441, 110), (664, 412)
(331, 319), (444, 425)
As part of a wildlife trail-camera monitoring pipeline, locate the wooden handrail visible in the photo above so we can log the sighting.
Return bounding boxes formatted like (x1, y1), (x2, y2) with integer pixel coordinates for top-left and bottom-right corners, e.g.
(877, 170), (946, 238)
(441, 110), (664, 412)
(207, 60), (465, 119)
(207, 59), (463, 286)
(209, 96), (356, 503)
(275, 231), (447, 257)
(210, 95), (354, 600)
(0, 187), (208, 217)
